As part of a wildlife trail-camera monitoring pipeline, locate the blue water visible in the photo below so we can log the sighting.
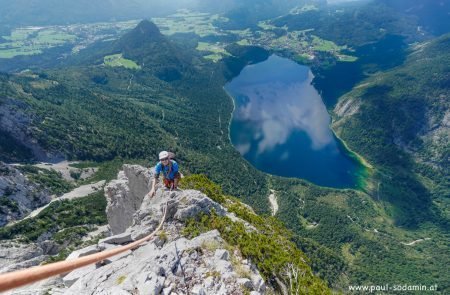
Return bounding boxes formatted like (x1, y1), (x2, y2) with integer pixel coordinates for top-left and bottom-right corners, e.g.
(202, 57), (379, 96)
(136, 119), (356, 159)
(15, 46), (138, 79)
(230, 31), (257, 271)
(225, 55), (364, 188)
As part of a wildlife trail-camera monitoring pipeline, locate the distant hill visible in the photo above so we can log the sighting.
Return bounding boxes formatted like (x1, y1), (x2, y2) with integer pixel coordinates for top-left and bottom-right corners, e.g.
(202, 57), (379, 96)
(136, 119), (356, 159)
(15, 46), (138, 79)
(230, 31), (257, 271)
(216, 0), (314, 30)
(271, 0), (422, 47)
(379, 0), (450, 36)
(113, 20), (190, 81)
(271, 0), (449, 47)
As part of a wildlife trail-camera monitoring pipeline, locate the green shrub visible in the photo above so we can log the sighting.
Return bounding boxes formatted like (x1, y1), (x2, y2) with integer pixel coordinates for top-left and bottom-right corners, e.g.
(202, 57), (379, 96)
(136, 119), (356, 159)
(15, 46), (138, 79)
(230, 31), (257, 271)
(0, 191), (107, 242)
(184, 210), (330, 294)
(180, 174), (226, 204)
(0, 197), (19, 213)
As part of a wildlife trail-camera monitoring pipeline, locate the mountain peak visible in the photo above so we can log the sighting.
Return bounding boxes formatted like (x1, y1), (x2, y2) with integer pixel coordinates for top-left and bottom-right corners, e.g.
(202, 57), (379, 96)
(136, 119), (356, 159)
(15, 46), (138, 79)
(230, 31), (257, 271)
(117, 20), (164, 49)
(113, 20), (187, 81)
(133, 19), (163, 39)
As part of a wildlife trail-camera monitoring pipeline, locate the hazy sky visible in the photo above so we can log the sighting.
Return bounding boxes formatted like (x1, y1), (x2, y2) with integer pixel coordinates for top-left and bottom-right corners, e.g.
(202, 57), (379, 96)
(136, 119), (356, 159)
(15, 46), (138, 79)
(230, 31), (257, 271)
(327, 0), (366, 4)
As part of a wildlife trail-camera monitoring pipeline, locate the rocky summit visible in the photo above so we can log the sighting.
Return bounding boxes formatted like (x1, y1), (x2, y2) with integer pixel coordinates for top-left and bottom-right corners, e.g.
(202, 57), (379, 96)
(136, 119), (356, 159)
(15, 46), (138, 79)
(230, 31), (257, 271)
(7, 165), (268, 295)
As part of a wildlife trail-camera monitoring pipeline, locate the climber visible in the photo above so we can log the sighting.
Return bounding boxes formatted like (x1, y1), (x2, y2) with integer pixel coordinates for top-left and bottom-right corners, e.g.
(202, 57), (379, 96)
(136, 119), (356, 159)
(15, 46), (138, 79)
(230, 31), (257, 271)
(147, 151), (181, 197)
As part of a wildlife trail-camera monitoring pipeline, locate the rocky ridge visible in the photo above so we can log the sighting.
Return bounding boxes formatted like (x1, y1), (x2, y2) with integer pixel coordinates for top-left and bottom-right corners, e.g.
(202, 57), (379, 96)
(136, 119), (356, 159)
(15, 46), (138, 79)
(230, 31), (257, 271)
(7, 165), (268, 295)
(57, 164), (267, 294)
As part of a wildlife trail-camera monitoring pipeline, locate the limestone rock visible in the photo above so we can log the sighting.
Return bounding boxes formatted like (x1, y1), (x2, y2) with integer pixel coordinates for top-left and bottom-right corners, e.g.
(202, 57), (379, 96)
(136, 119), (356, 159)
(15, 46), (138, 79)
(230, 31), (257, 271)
(0, 162), (51, 226)
(15, 164), (270, 295)
(65, 244), (100, 260)
(0, 241), (44, 274)
(99, 232), (132, 245)
(215, 249), (230, 261)
(237, 278), (254, 290)
(63, 264), (97, 287)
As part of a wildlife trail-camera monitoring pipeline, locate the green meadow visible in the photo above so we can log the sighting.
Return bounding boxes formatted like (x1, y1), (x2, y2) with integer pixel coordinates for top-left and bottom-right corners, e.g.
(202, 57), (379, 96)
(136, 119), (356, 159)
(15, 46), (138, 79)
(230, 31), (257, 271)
(0, 27), (76, 58)
(103, 54), (141, 69)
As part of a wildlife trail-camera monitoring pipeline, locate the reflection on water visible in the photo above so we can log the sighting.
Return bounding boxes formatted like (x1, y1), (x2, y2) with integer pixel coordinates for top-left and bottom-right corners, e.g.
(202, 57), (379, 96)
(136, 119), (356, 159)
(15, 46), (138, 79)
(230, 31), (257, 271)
(225, 55), (364, 188)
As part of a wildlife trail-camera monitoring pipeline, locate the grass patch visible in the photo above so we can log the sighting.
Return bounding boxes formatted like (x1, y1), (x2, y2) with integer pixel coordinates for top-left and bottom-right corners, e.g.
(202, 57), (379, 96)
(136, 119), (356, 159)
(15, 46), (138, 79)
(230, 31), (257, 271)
(338, 54), (358, 62)
(152, 10), (225, 37)
(204, 54), (223, 62)
(196, 42), (230, 62)
(311, 35), (342, 52)
(104, 54), (141, 70)
(157, 230), (168, 243)
(237, 39), (250, 46)
(0, 48), (42, 58)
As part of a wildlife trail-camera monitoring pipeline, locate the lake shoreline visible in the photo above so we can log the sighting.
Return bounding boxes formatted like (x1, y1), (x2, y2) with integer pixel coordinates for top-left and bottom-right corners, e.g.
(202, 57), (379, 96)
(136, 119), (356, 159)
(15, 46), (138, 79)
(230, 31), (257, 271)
(224, 54), (367, 189)
(331, 127), (373, 170)
(331, 127), (373, 189)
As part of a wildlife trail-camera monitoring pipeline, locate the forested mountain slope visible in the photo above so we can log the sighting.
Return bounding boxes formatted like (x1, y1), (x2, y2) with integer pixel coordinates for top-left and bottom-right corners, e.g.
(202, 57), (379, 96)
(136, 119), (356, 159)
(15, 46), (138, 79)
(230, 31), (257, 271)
(0, 21), (270, 211)
(271, 0), (419, 47)
(333, 33), (449, 226)
(379, 0), (450, 36)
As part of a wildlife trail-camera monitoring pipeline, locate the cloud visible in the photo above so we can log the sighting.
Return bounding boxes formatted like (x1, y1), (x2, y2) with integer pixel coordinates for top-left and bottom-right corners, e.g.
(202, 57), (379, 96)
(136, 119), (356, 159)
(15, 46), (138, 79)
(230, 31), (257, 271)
(227, 56), (334, 156)
(235, 143), (251, 155)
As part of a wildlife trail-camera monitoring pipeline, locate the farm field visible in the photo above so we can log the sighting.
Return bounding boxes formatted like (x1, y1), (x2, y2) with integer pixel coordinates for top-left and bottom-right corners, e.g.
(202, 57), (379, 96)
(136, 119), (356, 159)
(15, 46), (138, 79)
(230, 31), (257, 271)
(152, 9), (226, 37)
(0, 8), (356, 64)
(0, 27), (76, 58)
(0, 20), (139, 59)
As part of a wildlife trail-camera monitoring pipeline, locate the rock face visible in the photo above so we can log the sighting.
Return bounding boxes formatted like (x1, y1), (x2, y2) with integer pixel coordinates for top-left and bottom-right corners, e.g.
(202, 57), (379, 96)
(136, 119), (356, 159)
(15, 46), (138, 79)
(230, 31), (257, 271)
(105, 165), (153, 235)
(0, 162), (51, 226)
(334, 96), (361, 117)
(46, 164), (266, 295)
(0, 241), (47, 274)
(0, 98), (63, 162)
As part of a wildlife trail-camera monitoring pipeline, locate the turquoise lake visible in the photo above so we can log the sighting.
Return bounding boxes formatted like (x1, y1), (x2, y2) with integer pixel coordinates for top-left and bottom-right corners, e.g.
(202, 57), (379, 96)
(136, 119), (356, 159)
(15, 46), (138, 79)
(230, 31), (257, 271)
(225, 55), (365, 188)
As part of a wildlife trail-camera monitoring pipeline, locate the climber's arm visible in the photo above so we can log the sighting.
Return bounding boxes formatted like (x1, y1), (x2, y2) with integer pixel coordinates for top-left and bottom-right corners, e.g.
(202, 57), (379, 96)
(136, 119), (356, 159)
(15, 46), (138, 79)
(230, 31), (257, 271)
(147, 165), (161, 198)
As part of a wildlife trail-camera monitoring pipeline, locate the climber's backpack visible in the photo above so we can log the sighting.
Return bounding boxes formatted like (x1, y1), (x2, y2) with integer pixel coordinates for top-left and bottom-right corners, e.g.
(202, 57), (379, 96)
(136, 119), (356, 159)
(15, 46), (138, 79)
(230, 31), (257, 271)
(167, 152), (176, 162)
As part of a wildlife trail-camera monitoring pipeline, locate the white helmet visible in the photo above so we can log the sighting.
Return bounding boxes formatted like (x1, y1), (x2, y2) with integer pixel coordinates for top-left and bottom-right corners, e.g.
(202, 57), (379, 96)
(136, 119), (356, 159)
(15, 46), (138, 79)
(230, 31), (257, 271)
(159, 151), (169, 160)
